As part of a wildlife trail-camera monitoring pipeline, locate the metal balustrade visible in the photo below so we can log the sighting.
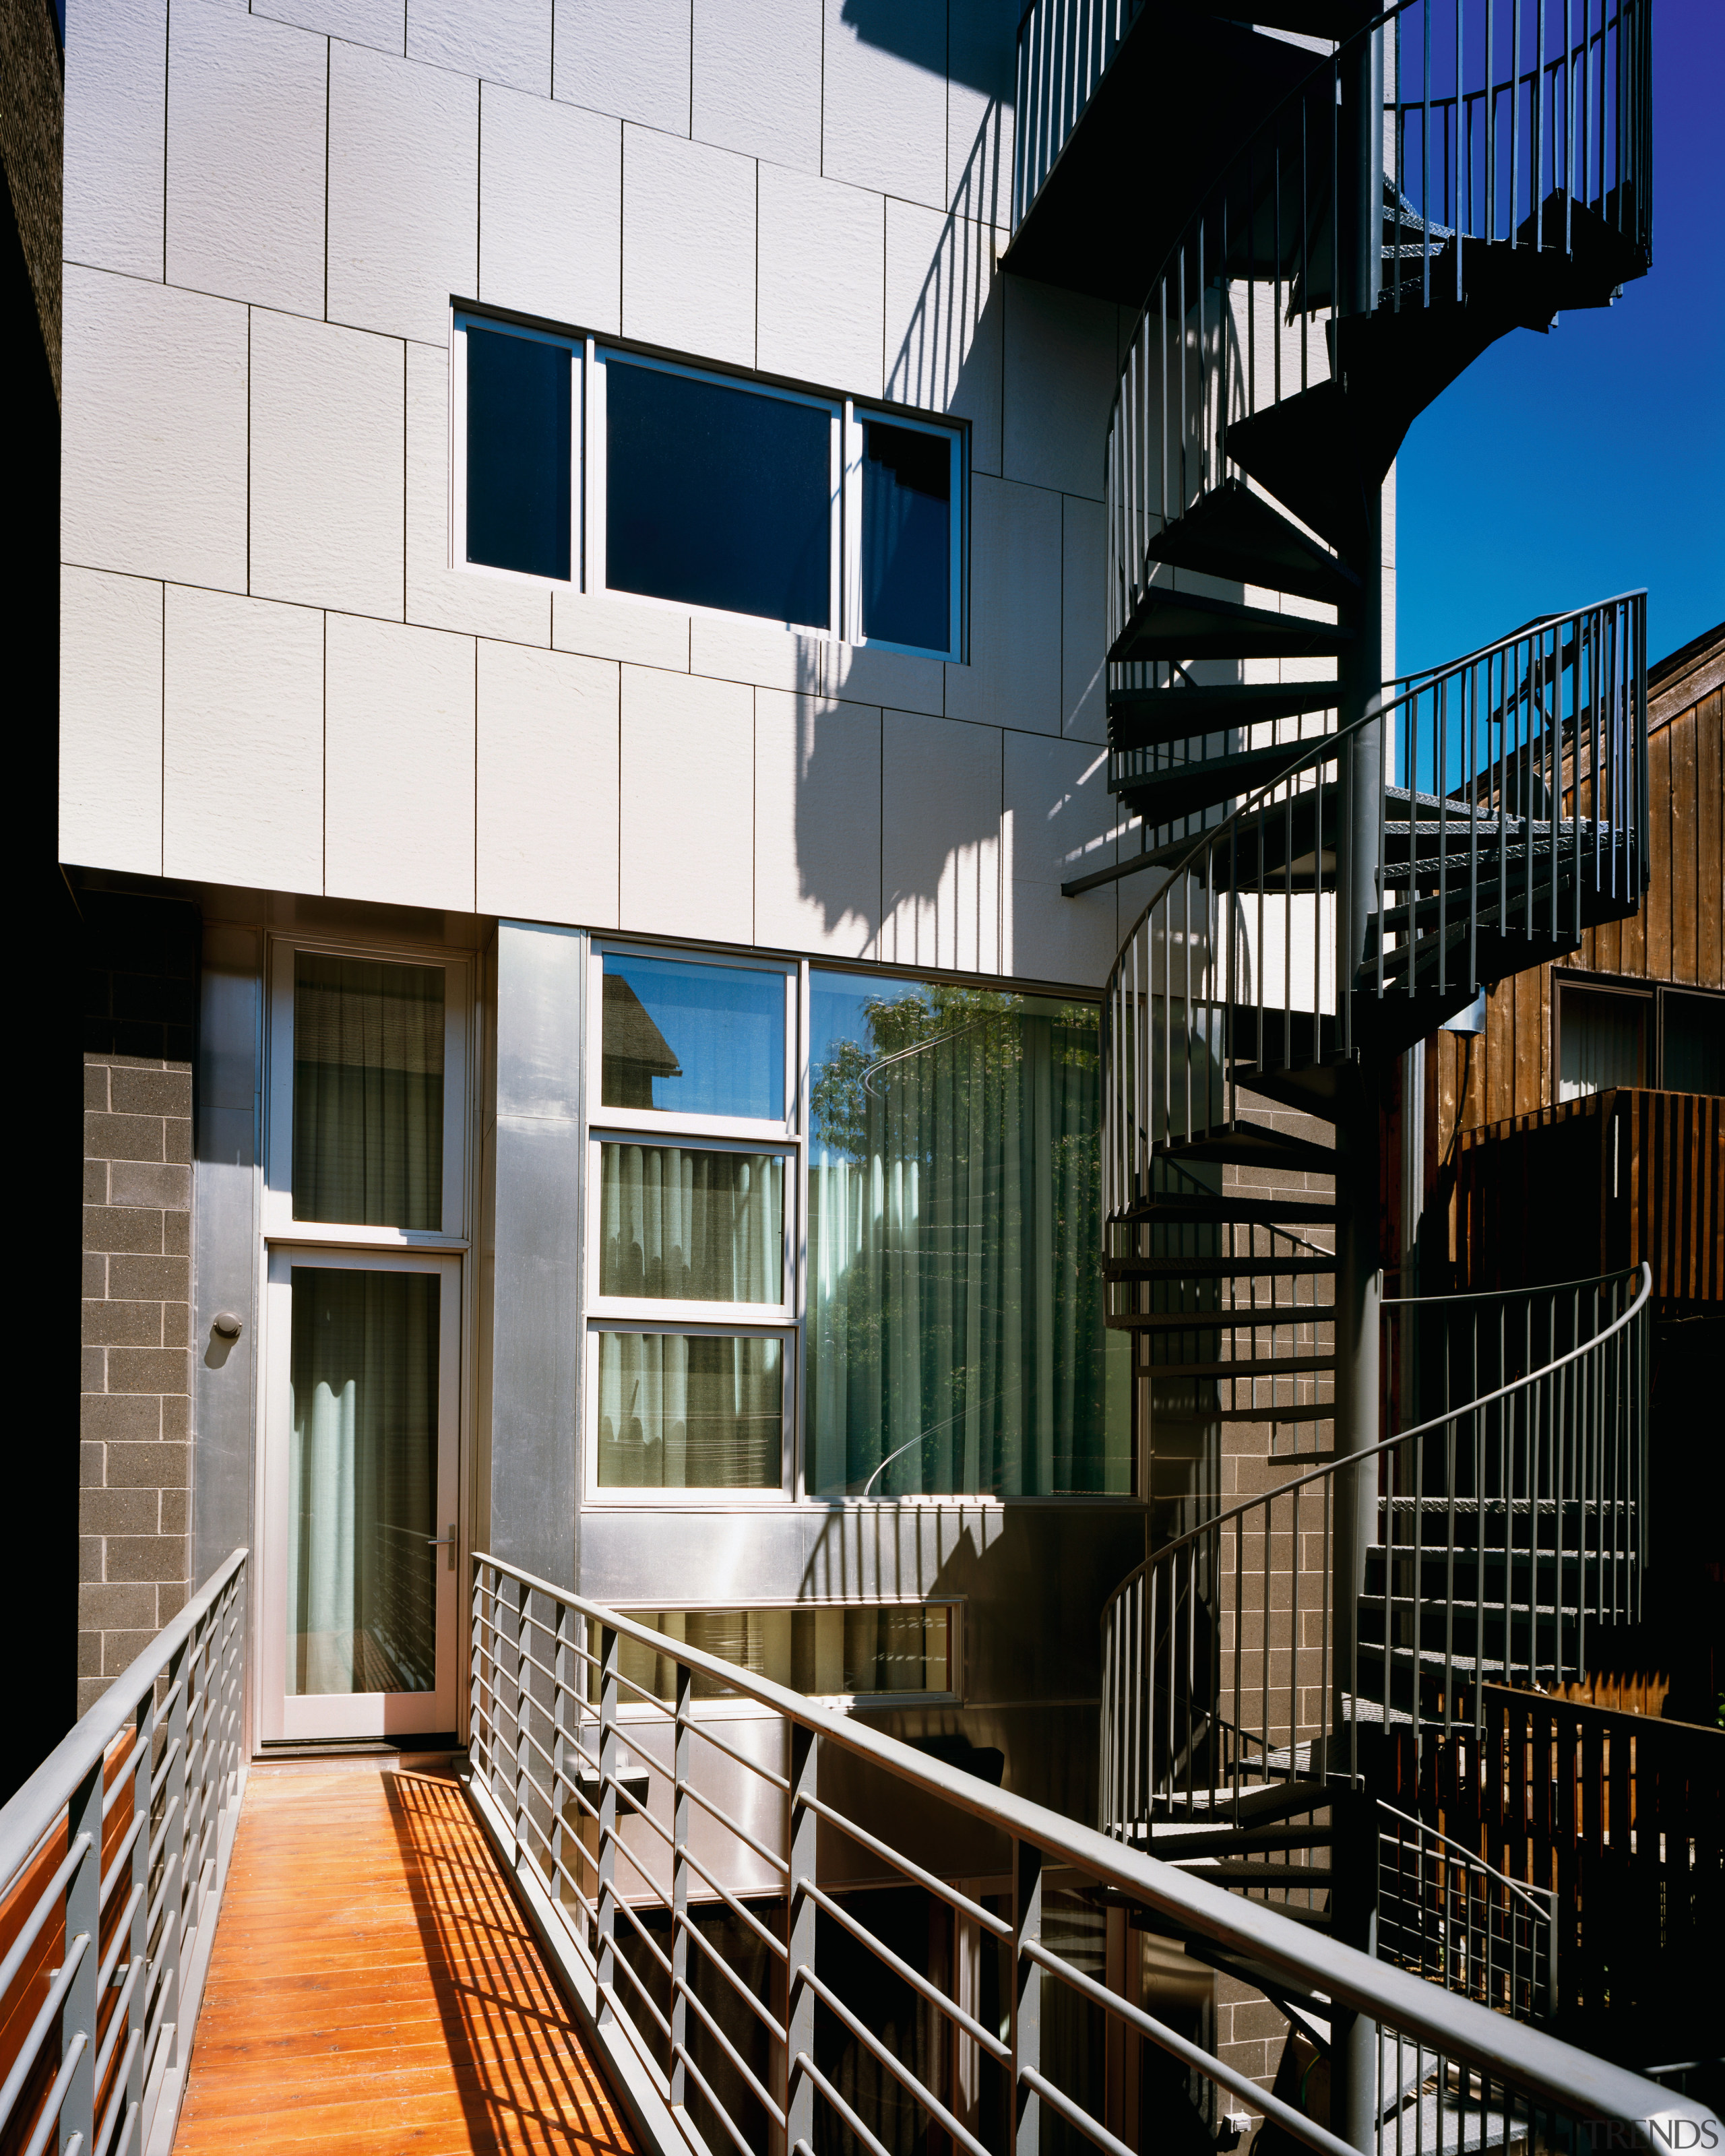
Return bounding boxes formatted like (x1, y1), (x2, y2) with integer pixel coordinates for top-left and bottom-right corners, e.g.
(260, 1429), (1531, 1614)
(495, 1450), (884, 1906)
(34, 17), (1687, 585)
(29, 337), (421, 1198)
(1099, 0), (1652, 645)
(0, 1550), (247, 2156)
(1012, 0), (1142, 229)
(1100, 1268), (1649, 1841)
(1374, 1801), (1557, 2025)
(463, 1539), (1716, 2156)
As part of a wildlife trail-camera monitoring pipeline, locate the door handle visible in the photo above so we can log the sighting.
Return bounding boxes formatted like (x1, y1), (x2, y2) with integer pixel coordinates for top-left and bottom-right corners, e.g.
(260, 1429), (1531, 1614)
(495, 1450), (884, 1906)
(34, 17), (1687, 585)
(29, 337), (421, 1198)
(427, 1526), (457, 1571)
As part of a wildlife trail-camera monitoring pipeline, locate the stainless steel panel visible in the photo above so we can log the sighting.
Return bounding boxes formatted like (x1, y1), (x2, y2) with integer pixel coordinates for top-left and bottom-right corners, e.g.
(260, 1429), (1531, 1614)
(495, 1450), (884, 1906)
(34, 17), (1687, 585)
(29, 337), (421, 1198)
(495, 920), (586, 1122)
(193, 926), (262, 1591)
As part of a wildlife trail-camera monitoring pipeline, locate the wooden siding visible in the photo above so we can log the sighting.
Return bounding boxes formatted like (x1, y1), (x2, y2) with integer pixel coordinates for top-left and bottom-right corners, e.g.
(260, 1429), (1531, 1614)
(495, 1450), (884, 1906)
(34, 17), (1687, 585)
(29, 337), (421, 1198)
(1430, 629), (1724, 1155)
(1443, 1087), (1724, 1313)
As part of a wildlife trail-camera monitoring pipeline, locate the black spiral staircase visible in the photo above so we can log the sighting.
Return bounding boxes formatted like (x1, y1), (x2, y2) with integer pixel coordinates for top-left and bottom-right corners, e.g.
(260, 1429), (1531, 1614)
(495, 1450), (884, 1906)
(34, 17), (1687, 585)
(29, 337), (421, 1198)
(1015, 0), (1658, 2099)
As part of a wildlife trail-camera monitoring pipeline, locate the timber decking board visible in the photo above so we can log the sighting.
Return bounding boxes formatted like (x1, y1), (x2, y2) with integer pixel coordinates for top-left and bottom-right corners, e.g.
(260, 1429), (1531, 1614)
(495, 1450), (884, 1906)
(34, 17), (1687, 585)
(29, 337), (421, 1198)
(172, 1762), (635, 2155)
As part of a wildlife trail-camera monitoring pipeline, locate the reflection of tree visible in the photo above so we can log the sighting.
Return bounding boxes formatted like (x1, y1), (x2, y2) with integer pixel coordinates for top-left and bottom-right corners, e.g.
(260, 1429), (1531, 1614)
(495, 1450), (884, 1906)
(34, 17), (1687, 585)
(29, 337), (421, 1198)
(807, 988), (1112, 1498)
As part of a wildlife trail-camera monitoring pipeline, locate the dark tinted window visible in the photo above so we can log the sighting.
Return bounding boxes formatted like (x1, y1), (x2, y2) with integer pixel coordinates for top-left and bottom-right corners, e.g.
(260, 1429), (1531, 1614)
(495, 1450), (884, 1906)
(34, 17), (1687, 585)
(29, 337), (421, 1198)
(606, 361), (831, 627)
(466, 327), (572, 580)
(1664, 992), (1724, 1093)
(861, 419), (951, 653)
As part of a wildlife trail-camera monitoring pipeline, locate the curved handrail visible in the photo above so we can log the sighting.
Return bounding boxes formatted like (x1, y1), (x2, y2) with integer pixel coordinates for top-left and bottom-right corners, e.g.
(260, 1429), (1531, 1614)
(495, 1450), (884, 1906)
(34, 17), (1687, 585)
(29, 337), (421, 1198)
(1105, 1263), (1648, 1601)
(1097, 0), (1650, 627)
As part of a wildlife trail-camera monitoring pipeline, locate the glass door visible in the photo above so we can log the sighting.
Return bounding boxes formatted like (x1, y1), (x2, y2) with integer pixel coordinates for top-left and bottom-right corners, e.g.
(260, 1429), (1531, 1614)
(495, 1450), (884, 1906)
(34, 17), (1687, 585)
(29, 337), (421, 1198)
(259, 1248), (461, 1740)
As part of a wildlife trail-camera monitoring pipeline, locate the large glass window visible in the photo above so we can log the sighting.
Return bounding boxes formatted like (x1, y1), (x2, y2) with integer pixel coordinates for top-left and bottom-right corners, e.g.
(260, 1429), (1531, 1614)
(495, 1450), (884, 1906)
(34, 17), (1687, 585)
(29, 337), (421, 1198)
(1559, 984), (1648, 1100)
(292, 955), (445, 1229)
(595, 1332), (783, 1490)
(455, 316), (962, 656)
(601, 952), (786, 1121)
(1662, 990), (1724, 1093)
(806, 976), (1129, 1498)
(598, 1605), (952, 1705)
(606, 360), (832, 628)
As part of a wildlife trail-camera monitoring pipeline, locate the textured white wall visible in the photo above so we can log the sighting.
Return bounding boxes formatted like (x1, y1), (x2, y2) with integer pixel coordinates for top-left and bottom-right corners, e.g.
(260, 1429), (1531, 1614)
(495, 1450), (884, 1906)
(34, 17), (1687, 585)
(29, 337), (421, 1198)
(57, 0), (1235, 989)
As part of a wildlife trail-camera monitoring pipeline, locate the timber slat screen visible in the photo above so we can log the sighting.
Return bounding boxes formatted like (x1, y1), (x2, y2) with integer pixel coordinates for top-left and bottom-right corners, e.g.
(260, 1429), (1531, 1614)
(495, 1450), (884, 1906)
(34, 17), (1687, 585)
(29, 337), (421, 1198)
(1389, 1686), (1725, 2055)
(1447, 1087), (1724, 1311)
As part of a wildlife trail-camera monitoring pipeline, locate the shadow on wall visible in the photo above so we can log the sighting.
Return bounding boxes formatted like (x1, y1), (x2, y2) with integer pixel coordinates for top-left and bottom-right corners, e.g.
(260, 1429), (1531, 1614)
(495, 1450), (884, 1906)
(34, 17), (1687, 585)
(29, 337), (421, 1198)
(793, 30), (1026, 955)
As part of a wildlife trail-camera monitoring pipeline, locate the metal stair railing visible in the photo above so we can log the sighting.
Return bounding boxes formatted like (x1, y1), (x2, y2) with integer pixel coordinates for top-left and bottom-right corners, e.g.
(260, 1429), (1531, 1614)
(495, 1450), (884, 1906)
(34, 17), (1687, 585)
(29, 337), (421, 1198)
(1099, 1267), (1649, 1839)
(1013, 0), (1142, 228)
(465, 1538), (1715, 2156)
(1372, 592), (1648, 1000)
(1101, 0), (1652, 636)
(0, 1549), (248, 2156)
(1374, 1800), (1558, 2025)
(1093, 594), (1648, 1217)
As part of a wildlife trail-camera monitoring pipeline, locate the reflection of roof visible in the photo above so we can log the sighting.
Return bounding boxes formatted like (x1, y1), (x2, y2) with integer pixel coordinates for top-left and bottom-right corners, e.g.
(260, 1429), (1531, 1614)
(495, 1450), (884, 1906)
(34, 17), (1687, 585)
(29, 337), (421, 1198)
(602, 974), (681, 1076)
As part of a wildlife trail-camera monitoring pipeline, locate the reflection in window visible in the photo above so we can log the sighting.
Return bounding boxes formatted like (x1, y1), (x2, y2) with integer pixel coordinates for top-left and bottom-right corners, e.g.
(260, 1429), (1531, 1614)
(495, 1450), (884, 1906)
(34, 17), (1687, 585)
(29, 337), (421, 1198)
(292, 955), (444, 1228)
(466, 325), (571, 581)
(1662, 992), (1724, 1094)
(596, 1332), (782, 1488)
(599, 1145), (783, 1302)
(288, 1267), (437, 1695)
(1559, 986), (1647, 1100)
(807, 976), (1129, 1498)
(601, 953), (785, 1120)
(606, 359), (831, 627)
(600, 1605), (951, 1703)
(862, 420), (951, 654)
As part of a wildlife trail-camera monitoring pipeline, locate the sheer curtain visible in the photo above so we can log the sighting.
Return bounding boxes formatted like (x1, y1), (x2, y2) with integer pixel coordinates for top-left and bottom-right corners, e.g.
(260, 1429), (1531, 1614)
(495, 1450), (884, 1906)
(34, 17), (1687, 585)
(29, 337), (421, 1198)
(599, 1145), (783, 1302)
(287, 1267), (439, 1694)
(595, 1333), (782, 1489)
(807, 983), (1126, 1498)
(293, 955), (445, 1228)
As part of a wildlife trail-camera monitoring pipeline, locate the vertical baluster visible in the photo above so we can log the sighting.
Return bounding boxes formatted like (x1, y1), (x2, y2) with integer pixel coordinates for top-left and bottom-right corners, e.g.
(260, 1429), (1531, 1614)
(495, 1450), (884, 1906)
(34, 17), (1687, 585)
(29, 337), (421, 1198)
(784, 1721), (817, 2155)
(159, 1630), (190, 2080)
(123, 1675), (156, 2136)
(672, 1661), (692, 2119)
(1012, 1840), (1042, 2156)
(597, 1622), (619, 2017)
(515, 1576), (532, 1870)
(59, 1758), (101, 2156)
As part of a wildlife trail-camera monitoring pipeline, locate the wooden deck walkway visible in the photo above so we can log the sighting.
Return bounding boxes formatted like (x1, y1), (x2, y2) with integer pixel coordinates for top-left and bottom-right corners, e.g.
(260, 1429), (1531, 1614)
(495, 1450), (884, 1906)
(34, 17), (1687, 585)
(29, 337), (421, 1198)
(173, 1758), (636, 2155)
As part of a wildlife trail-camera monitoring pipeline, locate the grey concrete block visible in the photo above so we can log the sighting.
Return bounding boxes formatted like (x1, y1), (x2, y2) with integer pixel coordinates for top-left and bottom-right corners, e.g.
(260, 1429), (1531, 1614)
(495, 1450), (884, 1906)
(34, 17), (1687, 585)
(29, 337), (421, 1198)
(83, 1299), (162, 1348)
(108, 1161), (193, 1209)
(108, 1255), (191, 1302)
(102, 1441), (189, 1489)
(82, 1204), (164, 1255)
(106, 1347), (192, 1396)
(85, 1110), (166, 1163)
(108, 1066), (193, 1116)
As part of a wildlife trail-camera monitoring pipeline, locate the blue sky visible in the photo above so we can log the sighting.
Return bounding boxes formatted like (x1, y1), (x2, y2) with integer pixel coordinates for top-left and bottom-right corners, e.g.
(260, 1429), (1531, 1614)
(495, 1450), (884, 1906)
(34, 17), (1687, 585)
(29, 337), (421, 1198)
(1395, 0), (1724, 675)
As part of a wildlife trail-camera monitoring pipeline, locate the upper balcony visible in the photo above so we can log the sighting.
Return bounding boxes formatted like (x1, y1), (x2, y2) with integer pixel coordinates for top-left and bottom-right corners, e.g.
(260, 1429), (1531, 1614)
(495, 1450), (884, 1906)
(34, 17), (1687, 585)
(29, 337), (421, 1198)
(1008, 0), (1352, 303)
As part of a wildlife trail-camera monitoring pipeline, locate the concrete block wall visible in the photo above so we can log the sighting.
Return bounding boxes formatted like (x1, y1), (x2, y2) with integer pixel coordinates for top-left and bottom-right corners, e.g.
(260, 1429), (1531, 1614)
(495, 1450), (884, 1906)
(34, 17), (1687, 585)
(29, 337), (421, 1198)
(78, 893), (199, 1715)
(53, 0), (1196, 996)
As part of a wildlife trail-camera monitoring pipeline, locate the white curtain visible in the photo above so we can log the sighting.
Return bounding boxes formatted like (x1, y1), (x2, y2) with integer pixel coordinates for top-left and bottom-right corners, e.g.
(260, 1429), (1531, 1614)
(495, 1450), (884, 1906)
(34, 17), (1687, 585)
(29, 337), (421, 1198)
(599, 1145), (782, 1302)
(596, 1332), (782, 1489)
(287, 1267), (438, 1694)
(807, 984), (1126, 1498)
(293, 954), (444, 1228)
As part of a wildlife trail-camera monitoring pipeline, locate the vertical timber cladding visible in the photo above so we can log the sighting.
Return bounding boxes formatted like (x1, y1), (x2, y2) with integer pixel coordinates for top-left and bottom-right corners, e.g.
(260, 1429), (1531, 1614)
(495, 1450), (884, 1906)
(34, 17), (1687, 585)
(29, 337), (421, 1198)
(1428, 624), (1725, 1153)
(79, 891), (199, 1715)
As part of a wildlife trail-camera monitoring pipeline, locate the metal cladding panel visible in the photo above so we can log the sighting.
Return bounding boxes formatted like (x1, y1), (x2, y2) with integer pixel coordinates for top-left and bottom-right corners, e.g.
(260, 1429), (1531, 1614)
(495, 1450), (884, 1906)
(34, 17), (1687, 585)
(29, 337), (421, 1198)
(488, 922), (588, 1588)
(193, 925), (263, 1591)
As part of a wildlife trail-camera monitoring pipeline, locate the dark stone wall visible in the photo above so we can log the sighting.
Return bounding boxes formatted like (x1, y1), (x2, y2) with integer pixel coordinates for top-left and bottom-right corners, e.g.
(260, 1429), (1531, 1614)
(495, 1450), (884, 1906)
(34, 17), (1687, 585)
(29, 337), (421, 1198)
(77, 894), (200, 1715)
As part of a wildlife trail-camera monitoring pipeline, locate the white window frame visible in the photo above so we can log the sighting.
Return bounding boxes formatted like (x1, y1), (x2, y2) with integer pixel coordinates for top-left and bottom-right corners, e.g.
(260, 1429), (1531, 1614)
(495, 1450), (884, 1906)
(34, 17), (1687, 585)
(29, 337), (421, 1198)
(451, 315), (964, 660)
(585, 942), (801, 1504)
(587, 1129), (798, 1325)
(263, 936), (471, 1248)
(449, 311), (584, 593)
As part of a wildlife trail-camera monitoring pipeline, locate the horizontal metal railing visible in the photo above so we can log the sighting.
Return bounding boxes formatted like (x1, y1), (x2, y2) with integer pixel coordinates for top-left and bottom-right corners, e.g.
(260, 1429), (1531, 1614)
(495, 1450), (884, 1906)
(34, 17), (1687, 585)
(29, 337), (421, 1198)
(1375, 1800), (1557, 2024)
(1100, 1269), (1649, 1839)
(0, 1550), (247, 2156)
(1102, 0), (1652, 634)
(1094, 596), (1647, 1219)
(465, 1534), (1715, 2156)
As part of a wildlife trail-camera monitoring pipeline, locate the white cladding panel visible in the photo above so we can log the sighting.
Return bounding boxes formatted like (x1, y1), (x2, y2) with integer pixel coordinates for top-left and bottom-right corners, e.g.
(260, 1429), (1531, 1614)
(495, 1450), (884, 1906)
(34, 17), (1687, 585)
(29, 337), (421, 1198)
(58, 0), (1392, 995)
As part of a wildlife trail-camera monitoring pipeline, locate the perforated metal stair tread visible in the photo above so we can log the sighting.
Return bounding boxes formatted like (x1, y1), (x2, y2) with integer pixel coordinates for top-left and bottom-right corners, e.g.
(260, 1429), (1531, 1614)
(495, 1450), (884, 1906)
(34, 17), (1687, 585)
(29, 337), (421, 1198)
(1139, 478), (1362, 607)
(1103, 1255), (1336, 1279)
(1124, 1350), (1338, 1376)
(1156, 1120), (1338, 1173)
(1117, 1194), (1341, 1226)
(1111, 742), (1334, 823)
(1107, 680), (1342, 753)
(1170, 1860), (1335, 1886)
(1108, 583), (1354, 666)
